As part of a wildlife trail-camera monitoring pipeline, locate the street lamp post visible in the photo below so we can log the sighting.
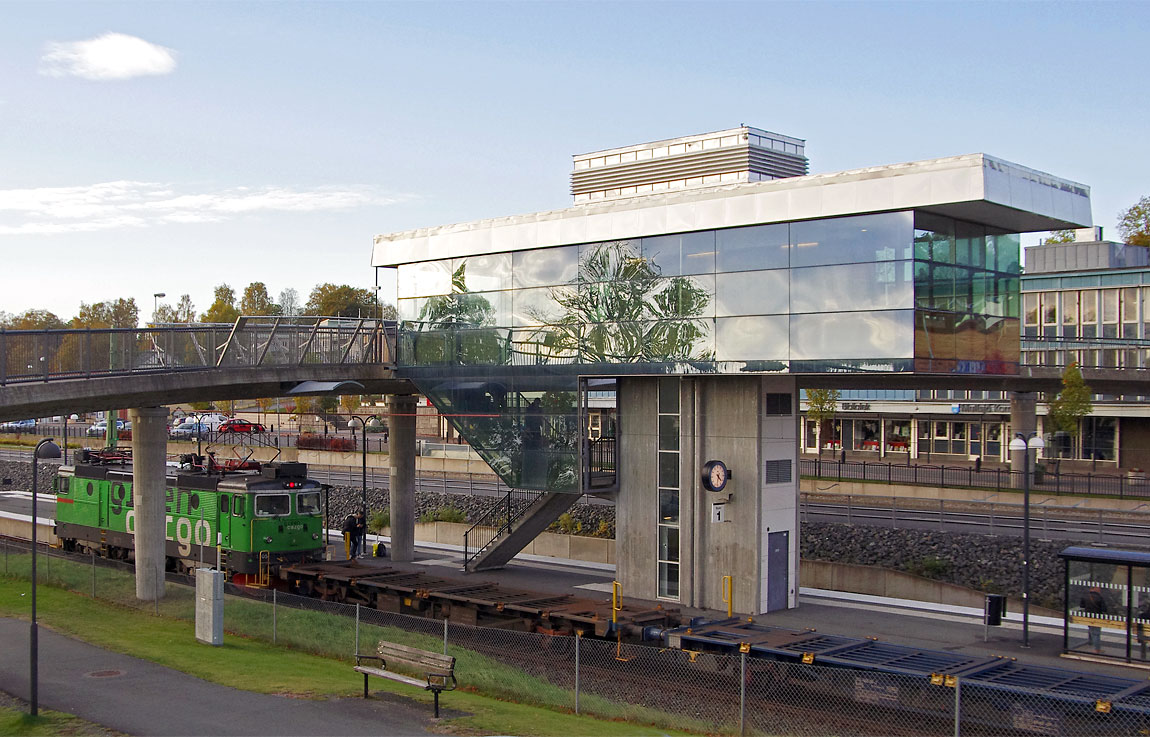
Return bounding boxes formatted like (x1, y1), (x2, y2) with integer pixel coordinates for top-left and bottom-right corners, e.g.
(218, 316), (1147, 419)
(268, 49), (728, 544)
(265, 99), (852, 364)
(29, 437), (62, 716)
(348, 414), (370, 557)
(1010, 431), (1045, 648)
(153, 292), (166, 321)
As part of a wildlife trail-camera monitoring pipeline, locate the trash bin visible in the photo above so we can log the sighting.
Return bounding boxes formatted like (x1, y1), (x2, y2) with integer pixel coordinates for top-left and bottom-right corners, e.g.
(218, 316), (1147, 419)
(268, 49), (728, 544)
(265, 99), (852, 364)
(373, 542), (388, 558)
(985, 594), (1007, 626)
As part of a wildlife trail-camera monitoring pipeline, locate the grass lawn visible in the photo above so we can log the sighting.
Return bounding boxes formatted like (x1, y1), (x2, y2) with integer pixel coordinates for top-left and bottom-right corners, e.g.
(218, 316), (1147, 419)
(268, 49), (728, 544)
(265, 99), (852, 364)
(0, 577), (693, 737)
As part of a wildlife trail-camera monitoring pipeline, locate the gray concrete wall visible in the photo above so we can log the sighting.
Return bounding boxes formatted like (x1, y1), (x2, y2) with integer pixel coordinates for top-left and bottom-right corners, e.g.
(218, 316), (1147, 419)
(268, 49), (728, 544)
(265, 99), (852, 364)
(692, 375), (762, 613)
(616, 378), (658, 602)
(388, 395), (417, 563)
(130, 406), (168, 601)
(616, 376), (799, 615)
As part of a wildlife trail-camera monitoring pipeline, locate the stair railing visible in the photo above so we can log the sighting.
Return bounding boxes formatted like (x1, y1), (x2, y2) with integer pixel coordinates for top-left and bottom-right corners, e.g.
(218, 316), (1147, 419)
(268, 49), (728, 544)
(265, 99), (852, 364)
(463, 488), (544, 569)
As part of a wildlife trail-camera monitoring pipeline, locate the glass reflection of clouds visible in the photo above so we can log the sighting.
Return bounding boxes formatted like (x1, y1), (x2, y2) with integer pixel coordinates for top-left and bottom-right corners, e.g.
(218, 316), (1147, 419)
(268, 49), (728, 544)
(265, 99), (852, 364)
(715, 316), (788, 361)
(790, 311), (914, 360)
(398, 261), (452, 299)
(512, 246), (579, 289)
(716, 271), (788, 317)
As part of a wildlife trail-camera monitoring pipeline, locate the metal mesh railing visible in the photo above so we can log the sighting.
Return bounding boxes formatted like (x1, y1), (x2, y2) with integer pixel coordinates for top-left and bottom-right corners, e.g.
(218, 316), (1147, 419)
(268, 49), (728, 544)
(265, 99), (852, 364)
(0, 317), (394, 385)
(801, 458), (1150, 499)
(7, 538), (1149, 736)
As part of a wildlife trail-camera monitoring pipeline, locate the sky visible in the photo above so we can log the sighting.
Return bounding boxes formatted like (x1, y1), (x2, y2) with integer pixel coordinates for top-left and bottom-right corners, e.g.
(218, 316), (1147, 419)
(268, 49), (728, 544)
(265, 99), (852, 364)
(1, 1), (1148, 324)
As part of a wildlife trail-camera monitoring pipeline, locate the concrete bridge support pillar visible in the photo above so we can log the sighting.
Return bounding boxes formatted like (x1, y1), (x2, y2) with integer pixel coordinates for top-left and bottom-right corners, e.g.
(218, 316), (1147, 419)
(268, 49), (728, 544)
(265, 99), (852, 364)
(388, 395), (417, 563)
(1010, 392), (1037, 476)
(130, 406), (169, 601)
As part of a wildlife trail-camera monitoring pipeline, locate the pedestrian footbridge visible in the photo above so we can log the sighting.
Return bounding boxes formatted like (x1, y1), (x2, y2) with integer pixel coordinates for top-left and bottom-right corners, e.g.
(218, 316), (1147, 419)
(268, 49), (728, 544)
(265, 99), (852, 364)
(0, 317), (412, 420)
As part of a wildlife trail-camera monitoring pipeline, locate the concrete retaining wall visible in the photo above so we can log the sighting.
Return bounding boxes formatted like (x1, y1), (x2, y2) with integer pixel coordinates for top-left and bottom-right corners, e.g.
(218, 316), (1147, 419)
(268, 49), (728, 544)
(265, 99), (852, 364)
(386, 521), (616, 565)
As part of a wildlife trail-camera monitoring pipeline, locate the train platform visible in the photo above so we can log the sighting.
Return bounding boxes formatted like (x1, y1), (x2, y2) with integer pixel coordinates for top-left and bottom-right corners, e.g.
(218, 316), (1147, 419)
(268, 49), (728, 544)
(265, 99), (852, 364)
(354, 533), (1150, 683)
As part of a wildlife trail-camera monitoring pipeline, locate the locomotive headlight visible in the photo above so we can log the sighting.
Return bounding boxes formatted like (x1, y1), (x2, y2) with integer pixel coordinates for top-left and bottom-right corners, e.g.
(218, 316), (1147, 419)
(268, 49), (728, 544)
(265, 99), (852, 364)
(264, 536), (273, 543)
(312, 533), (320, 540)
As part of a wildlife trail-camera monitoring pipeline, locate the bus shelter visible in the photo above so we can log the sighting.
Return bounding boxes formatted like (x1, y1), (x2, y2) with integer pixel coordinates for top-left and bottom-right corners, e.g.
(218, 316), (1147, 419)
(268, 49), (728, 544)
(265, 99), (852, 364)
(1061, 546), (1150, 663)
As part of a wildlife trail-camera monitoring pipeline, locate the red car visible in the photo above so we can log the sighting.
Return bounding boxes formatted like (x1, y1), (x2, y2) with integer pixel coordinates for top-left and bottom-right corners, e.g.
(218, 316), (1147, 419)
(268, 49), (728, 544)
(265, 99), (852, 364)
(217, 419), (266, 434)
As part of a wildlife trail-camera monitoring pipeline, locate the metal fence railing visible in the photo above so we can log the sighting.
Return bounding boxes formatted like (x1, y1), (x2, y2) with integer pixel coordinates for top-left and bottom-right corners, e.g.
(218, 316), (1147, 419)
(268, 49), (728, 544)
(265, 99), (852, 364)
(801, 458), (1150, 499)
(7, 539), (1146, 736)
(0, 317), (395, 386)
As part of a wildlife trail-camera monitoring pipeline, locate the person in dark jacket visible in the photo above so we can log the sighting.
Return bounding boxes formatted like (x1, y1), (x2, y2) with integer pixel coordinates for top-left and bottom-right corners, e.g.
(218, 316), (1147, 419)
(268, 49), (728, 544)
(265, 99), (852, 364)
(1081, 586), (1109, 653)
(352, 511), (366, 559)
(341, 512), (357, 560)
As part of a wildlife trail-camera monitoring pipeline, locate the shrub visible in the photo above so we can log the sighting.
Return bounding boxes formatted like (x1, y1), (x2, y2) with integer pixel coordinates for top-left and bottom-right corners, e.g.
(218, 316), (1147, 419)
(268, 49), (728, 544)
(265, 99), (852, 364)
(368, 508), (390, 533)
(296, 434), (356, 452)
(418, 506), (467, 524)
(550, 513), (581, 535)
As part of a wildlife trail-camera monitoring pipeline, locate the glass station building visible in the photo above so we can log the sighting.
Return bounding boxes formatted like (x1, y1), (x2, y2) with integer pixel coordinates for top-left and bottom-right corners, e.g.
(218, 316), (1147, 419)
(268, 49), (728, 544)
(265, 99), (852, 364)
(375, 128), (1090, 613)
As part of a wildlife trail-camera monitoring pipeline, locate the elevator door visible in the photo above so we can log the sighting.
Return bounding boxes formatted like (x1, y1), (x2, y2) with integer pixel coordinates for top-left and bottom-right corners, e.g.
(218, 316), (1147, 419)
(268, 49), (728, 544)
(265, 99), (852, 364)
(767, 530), (789, 611)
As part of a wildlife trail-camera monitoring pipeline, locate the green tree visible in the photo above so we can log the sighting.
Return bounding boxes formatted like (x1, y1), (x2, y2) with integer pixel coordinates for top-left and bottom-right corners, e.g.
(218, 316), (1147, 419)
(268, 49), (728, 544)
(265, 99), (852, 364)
(175, 294), (196, 322)
(1119, 196), (1150, 246)
(202, 284), (240, 324)
(240, 282), (281, 315)
(1040, 229), (1076, 245)
(3, 308), (66, 329)
(72, 298), (139, 328)
(305, 283), (376, 317)
(153, 304), (180, 324)
(293, 395), (314, 431)
(340, 394), (362, 414)
(1047, 361), (1094, 458)
(278, 287), (300, 316)
(805, 388), (840, 458)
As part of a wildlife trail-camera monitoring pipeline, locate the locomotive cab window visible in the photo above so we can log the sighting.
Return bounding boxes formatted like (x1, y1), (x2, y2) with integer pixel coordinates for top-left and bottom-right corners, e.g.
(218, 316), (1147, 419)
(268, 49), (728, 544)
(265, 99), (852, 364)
(297, 492), (321, 515)
(255, 494), (290, 516)
(220, 495), (230, 515)
(233, 496), (244, 517)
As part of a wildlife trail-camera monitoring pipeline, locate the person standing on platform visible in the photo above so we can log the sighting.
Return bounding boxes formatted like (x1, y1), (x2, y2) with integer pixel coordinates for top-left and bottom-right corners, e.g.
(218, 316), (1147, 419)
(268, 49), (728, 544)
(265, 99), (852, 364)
(353, 511), (366, 558)
(342, 512), (357, 559)
(1082, 586), (1109, 653)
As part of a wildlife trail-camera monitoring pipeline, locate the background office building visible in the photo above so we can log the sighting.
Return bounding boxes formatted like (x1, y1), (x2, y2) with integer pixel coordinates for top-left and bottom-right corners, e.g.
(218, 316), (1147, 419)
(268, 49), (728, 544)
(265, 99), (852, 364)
(802, 228), (1150, 470)
(374, 127), (1089, 614)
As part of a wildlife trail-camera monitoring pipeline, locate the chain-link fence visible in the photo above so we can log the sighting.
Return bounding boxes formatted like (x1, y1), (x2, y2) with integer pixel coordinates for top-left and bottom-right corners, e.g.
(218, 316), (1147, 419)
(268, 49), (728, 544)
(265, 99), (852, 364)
(5, 538), (1147, 736)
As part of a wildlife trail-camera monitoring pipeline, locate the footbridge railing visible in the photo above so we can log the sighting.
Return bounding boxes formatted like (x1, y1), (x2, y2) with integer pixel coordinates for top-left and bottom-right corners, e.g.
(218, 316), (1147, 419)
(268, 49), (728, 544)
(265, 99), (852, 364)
(0, 317), (396, 386)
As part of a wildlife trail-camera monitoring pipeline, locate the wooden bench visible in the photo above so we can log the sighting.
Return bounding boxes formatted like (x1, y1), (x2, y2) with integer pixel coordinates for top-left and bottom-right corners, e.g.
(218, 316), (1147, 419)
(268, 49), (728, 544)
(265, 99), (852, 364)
(354, 641), (457, 717)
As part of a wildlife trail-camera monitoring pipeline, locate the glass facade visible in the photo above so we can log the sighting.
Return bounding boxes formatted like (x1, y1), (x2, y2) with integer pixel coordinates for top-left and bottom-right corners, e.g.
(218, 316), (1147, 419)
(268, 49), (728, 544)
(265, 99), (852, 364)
(395, 210), (1022, 490)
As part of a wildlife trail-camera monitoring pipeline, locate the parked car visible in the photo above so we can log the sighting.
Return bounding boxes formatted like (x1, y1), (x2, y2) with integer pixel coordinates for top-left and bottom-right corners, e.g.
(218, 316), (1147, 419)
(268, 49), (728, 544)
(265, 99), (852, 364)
(86, 419), (126, 437)
(0, 419), (35, 432)
(218, 419), (266, 434)
(170, 422), (210, 440)
(179, 413), (229, 431)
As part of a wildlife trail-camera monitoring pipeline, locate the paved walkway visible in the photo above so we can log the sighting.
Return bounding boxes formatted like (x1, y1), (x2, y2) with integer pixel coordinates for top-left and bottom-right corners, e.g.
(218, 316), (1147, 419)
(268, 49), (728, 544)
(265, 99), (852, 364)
(0, 619), (434, 736)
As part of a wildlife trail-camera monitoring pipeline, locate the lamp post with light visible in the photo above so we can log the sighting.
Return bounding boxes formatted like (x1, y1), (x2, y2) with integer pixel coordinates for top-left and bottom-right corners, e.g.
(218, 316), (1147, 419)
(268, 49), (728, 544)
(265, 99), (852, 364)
(1010, 430), (1045, 648)
(153, 292), (166, 321)
(347, 414), (371, 557)
(29, 437), (62, 716)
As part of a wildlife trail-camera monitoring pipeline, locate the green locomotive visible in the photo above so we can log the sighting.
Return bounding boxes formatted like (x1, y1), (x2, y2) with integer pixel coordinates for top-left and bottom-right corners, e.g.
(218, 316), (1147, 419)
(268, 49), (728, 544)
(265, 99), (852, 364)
(54, 452), (326, 585)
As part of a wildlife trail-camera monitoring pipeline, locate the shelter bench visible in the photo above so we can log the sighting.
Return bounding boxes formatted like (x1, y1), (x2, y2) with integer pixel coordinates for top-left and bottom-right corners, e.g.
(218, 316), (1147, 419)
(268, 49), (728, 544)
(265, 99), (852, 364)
(354, 640), (457, 718)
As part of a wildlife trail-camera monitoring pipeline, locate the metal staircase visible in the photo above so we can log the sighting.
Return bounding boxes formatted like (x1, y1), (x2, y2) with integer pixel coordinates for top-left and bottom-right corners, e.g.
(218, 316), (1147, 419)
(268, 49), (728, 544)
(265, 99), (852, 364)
(462, 489), (582, 572)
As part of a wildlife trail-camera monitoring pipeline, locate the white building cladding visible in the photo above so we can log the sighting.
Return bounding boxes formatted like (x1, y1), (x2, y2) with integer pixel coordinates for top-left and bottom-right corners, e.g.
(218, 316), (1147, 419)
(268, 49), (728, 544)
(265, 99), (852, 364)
(373, 149), (1090, 614)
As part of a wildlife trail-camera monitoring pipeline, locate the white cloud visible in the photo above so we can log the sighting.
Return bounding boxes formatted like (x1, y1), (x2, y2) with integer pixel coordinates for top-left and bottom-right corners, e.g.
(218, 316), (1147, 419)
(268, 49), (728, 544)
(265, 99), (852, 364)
(0, 181), (403, 235)
(40, 33), (177, 80)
